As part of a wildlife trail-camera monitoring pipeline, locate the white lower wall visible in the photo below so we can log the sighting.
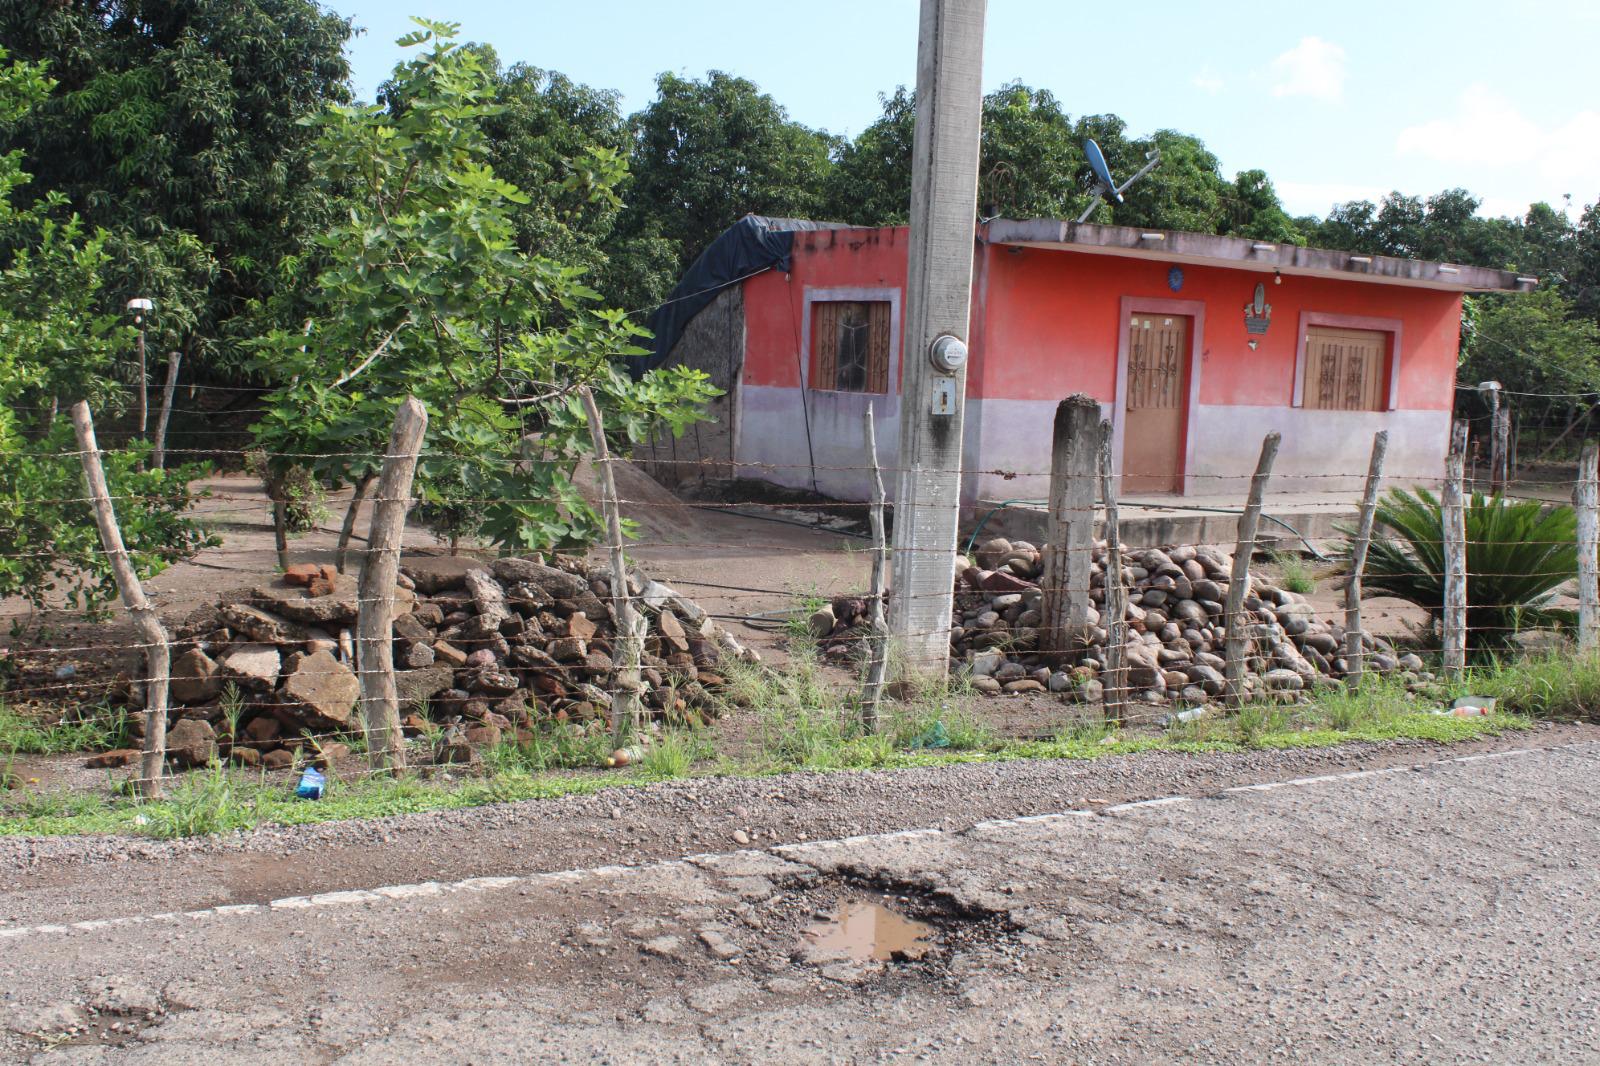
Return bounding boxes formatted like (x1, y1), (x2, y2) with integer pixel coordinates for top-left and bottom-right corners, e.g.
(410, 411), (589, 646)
(1188, 405), (1449, 494)
(735, 386), (1450, 504)
(738, 384), (903, 500)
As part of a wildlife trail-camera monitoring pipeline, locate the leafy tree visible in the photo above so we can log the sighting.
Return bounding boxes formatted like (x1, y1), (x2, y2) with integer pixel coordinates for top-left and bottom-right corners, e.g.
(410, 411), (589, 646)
(0, 0), (353, 376)
(252, 20), (716, 557)
(1461, 289), (1600, 398)
(474, 53), (678, 319)
(1571, 200), (1600, 323)
(0, 50), (211, 619)
(1299, 189), (1524, 267)
(824, 87), (915, 226)
(614, 71), (838, 277)
(824, 87), (1300, 242)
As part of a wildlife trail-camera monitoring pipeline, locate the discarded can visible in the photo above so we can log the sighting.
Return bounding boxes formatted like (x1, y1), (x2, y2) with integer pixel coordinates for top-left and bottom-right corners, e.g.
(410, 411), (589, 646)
(1451, 695), (1496, 716)
(607, 745), (646, 768)
(295, 767), (326, 800)
(1159, 707), (1207, 727)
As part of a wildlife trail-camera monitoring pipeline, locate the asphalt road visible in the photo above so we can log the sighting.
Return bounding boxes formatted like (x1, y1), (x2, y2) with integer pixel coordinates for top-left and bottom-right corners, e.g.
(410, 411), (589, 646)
(3, 742), (1598, 1064)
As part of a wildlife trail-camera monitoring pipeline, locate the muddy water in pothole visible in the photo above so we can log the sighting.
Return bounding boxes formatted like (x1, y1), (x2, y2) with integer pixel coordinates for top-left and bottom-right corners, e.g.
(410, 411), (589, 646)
(799, 900), (934, 963)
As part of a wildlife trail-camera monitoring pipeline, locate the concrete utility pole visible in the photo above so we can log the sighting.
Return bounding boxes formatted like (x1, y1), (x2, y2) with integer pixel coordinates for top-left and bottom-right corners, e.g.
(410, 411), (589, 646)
(890, 0), (987, 677)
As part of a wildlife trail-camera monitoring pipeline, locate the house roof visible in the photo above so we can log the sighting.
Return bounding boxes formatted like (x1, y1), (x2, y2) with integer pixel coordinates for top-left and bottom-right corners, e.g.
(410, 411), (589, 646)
(985, 218), (1535, 294)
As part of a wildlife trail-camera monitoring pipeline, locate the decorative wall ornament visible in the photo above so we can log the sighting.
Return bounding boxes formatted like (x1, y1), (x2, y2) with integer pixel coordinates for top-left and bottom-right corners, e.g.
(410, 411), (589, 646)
(1167, 266), (1184, 293)
(1244, 282), (1272, 335)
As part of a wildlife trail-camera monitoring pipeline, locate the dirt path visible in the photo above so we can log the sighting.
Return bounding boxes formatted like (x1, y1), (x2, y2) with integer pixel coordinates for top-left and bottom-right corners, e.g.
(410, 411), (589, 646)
(0, 466), (869, 709)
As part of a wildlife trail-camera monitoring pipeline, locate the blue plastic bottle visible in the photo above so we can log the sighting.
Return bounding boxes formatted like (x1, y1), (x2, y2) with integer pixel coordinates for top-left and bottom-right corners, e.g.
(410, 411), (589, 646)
(295, 767), (326, 800)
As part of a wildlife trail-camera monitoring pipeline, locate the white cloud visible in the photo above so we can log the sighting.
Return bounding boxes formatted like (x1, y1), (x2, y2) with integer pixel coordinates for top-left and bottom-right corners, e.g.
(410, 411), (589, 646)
(1268, 36), (1347, 102)
(1396, 85), (1600, 199)
(1192, 67), (1223, 95)
(1274, 181), (1389, 217)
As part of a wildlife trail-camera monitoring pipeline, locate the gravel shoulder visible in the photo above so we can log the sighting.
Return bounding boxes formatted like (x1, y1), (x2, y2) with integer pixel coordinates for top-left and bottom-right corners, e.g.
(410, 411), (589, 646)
(1, 721), (1591, 931)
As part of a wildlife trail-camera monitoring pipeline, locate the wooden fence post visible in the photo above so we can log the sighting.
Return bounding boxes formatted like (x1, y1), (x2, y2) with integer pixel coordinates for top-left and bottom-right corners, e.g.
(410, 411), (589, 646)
(579, 386), (644, 743)
(1441, 419), (1469, 677)
(1224, 432), (1282, 705)
(1575, 438), (1599, 653)
(1097, 420), (1127, 727)
(151, 349), (182, 471)
(356, 397), (427, 772)
(1040, 395), (1101, 665)
(1344, 431), (1389, 688)
(70, 401), (171, 798)
(860, 404), (890, 731)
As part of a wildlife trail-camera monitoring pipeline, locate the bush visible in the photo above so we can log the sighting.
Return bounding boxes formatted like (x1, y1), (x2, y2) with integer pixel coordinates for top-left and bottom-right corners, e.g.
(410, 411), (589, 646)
(1354, 488), (1577, 652)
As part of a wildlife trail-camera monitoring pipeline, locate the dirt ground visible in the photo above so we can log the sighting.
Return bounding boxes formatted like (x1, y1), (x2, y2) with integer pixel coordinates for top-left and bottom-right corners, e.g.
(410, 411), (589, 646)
(1, 463), (1440, 799)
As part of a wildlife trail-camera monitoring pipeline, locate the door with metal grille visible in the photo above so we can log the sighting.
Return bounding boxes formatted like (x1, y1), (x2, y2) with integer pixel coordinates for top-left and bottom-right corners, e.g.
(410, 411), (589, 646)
(1123, 313), (1190, 493)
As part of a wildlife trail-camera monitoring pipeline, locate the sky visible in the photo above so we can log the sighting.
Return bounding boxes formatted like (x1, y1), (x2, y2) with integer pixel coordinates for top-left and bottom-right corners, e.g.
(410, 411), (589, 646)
(338, 0), (1600, 221)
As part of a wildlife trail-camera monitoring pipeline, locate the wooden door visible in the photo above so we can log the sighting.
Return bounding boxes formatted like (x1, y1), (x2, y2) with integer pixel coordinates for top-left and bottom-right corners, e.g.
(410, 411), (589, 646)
(1123, 313), (1190, 493)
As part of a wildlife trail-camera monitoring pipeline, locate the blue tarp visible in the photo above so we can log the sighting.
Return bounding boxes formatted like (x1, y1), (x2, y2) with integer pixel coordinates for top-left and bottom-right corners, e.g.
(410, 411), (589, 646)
(635, 215), (841, 378)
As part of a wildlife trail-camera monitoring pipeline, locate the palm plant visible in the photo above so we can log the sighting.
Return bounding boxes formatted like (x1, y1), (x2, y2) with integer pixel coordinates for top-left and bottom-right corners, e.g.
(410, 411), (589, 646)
(1354, 488), (1578, 652)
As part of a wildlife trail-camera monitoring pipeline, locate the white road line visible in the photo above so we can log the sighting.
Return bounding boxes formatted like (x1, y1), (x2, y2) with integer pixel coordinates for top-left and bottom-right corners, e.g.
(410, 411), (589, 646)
(0, 741), (1590, 942)
(1100, 796), (1192, 813)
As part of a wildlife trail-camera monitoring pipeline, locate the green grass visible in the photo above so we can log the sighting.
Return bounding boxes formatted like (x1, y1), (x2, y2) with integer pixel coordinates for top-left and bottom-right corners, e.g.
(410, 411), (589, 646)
(6, 650), (1584, 840)
(0, 759), (631, 838)
(639, 729), (710, 779)
(1270, 550), (1318, 596)
(481, 725), (616, 775)
(1468, 652), (1600, 719)
(0, 701), (128, 755)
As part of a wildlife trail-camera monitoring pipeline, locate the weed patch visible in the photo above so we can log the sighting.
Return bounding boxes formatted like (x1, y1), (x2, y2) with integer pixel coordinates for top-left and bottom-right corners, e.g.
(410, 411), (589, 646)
(0, 701), (128, 755)
(1270, 550), (1318, 596)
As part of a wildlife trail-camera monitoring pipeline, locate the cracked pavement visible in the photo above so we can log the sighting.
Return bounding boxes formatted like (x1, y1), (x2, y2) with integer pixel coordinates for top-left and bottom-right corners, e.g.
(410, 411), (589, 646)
(3, 743), (1598, 1064)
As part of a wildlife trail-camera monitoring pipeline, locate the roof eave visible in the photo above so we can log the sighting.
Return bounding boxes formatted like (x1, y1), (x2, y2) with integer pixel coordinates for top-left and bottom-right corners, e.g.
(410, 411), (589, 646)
(985, 218), (1535, 295)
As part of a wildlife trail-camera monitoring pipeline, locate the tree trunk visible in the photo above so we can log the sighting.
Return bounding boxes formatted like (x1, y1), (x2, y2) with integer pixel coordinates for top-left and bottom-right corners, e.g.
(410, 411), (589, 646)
(579, 386), (644, 743)
(152, 348), (183, 471)
(335, 474), (376, 574)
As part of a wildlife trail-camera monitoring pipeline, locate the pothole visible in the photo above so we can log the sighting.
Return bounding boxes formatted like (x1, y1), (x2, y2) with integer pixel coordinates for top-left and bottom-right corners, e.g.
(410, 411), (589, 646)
(797, 898), (934, 964)
(763, 873), (1018, 985)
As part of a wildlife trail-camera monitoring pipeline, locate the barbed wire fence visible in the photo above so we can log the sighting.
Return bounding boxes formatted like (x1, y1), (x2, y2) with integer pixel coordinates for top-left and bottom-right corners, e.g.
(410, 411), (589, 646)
(5, 385), (1600, 797)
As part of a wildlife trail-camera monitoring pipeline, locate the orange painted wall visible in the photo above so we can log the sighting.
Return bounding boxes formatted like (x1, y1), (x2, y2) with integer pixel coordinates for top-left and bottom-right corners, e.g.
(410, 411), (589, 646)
(742, 226), (912, 390)
(971, 242), (1462, 411)
(743, 224), (1462, 413)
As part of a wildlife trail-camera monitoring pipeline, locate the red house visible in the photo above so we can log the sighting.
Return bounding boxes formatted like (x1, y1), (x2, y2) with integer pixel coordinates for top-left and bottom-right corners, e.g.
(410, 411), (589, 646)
(638, 216), (1532, 509)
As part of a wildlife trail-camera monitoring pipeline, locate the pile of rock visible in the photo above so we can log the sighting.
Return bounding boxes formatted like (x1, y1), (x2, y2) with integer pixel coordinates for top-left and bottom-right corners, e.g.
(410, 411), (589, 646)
(805, 596), (883, 659)
(107, 554), (751, 772)
(953, 537), (1419, 706)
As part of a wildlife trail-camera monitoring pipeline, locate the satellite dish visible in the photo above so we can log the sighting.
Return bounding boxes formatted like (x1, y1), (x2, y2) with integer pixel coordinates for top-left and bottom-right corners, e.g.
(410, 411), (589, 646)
(1084, 140), (1123, 206)
(1077, 140), (1162, 224)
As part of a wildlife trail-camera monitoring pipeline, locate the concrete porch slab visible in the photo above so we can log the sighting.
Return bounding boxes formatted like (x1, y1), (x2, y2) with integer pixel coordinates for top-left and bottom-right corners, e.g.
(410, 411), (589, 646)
(966, 487), (1432, 553)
